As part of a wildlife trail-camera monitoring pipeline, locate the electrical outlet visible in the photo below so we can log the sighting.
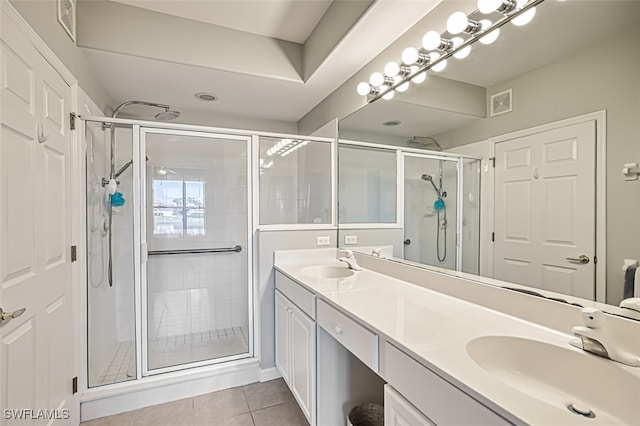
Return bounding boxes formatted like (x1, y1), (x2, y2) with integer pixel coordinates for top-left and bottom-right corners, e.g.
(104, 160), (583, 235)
(316, 236), (330, 246)
(344, 235), (358, 245)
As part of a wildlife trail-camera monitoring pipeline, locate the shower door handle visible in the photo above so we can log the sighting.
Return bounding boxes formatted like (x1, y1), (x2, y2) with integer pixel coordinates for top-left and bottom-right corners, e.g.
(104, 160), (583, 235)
(566, 255), (590, 264)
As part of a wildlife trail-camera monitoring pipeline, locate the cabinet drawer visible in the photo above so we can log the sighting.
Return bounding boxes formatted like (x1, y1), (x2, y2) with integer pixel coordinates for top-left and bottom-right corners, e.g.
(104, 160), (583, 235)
(317, 299), (378, 372)
(276, 271), (316, 319)
(384, 343), (512, 425)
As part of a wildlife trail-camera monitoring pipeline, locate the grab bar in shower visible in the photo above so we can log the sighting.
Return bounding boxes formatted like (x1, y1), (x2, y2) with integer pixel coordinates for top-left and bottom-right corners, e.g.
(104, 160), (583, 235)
(147, 245), (242, 256)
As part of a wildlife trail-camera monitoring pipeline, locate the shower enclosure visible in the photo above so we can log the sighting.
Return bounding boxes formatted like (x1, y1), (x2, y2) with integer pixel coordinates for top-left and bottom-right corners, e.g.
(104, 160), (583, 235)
(85, 119), (252, 386)
(403, 153), (480, 273)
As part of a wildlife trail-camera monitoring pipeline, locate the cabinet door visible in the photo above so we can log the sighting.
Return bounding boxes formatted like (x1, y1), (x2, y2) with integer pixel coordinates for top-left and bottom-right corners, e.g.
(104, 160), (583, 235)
(385, 385), (434, 426)
(275, 290), (291, 384)
(291, 303), (316, 425)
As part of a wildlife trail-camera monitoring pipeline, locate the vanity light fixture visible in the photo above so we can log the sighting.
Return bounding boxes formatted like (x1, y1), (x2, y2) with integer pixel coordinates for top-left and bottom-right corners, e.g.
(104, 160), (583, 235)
(451, 37), (472, 59)
(511, 7), (536, 26)
(422, 31), (453, 51)
(267, 138), (296, 156)
(281, 140), (308, 157)
(356, 0), (544, 102)
(477, 0), (518, 15)
(446, 11), (482, 35)
(479, 20), (500, 45)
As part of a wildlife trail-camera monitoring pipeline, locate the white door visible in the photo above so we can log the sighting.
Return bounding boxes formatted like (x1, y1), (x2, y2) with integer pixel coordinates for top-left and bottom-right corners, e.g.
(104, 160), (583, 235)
(494, 120), (596, 299)
(1, 11), (74, 425)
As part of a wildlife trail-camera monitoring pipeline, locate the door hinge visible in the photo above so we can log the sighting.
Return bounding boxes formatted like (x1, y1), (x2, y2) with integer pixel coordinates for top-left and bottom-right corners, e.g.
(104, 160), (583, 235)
(71, 245), (77, 262)
(489, 157), (496, 168)
(593, 256), (597, 264)
(72, 377), (78, 394)
(491, 232), (495, 242)
(70, 112), (77, 130)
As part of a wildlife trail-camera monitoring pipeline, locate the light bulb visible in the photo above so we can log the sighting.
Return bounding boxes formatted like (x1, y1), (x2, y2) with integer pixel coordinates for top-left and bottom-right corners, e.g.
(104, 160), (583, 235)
(394, 76), (410, 92)
(429, 52), (447, 72)
(422, 31), (442, 50)
(384, 62), (400, 77)
(451, 37), (471, 59)
(402, 47), (419, 65)
(511, 7), (536, 26)
(479, 20), (500, 45)
(477, 0), (502, 14)
(369, 72), (384, 87)
(382, 90), (395, 100)
(446, 12), (468, 35)
(357, 82), (371, 96)
(410, 66), (427, 84)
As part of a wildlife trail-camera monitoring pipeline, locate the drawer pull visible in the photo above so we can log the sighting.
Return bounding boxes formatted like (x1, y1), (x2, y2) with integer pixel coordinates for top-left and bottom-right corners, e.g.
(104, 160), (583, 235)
(335, 325), (343, 335)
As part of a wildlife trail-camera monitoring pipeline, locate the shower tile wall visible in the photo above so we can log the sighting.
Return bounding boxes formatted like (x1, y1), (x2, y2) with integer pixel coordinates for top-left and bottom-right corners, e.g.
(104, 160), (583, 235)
(147, 253), (248, 333)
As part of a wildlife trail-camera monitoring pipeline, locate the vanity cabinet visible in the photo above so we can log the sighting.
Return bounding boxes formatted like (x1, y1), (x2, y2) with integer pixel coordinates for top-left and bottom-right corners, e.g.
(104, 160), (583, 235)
(384, 385), (434, 426)
(384, 342), (512, 425)
(275, 289), (316, 425)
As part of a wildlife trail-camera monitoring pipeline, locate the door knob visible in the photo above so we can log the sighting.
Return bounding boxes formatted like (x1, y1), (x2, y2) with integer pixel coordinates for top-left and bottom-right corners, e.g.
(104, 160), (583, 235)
(566, 255), (590, 264)
(0, 307), (26, 325)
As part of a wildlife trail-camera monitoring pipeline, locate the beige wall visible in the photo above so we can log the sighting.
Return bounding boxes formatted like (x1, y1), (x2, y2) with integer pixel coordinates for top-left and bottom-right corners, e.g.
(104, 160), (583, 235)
(9, 0), (112, 111)
(433, 27), (640, 305)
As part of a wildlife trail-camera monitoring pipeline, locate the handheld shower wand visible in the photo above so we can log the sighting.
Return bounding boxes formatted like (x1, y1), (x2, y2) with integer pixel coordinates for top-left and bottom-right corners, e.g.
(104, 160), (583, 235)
(421, 172), (447, 263)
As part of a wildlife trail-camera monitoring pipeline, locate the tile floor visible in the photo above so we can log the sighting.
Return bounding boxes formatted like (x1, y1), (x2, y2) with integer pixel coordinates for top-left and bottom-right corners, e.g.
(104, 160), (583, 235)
(80, 378), (309, 426)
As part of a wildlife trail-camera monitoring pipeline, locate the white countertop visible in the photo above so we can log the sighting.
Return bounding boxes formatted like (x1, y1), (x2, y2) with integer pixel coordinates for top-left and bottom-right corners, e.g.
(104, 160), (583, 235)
(274, 253), (639, 425)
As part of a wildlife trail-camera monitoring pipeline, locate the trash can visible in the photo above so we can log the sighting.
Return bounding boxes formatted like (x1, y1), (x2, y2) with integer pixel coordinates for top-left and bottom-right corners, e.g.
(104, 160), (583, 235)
(347, 403), (384, 426)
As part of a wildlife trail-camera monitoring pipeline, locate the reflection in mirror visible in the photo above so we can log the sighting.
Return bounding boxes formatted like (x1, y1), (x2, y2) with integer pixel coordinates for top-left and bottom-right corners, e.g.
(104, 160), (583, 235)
(338, 0), (640, 318)
(258, 136), (333, 226)
(338, 140), (481, 273)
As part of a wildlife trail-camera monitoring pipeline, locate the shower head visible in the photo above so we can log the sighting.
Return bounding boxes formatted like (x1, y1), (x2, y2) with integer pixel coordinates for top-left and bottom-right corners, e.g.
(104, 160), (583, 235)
(154, 110), (181, 121)
(112, 100), (181, 121)
(407, 136), (443, 151)
(421, 173), (441, 194)
(421, 174), (433, 181)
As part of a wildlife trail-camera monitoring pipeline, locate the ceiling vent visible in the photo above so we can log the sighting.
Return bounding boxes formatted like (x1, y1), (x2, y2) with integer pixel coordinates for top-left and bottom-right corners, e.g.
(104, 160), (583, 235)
(490, 88), (512, 117)
(58, 0), (76, 42)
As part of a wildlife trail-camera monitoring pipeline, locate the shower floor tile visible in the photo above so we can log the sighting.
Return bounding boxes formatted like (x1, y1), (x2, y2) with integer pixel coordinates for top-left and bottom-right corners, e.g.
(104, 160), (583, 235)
(93, 326), (250, 385)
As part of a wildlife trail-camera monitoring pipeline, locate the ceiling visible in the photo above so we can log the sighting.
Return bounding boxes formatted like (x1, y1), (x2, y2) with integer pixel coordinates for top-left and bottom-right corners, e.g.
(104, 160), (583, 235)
(78, 0), (444, 127)
(110, 0), (333, 44)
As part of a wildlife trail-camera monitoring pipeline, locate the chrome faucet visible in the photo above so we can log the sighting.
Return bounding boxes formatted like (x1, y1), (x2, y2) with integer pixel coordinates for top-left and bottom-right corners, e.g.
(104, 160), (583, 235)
(570, 307), (640, 367)
(338, 250), (363, 271)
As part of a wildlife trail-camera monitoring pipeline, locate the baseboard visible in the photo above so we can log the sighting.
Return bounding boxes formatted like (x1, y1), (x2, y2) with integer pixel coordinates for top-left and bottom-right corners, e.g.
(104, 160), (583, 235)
(259, 366), (282, 382)
(80, 358), (261, 421)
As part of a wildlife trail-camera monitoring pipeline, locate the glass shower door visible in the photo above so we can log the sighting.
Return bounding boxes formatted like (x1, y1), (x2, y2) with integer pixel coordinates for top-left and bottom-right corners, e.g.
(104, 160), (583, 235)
(403, 153), (459, 270)
(140, 128), (252, 373)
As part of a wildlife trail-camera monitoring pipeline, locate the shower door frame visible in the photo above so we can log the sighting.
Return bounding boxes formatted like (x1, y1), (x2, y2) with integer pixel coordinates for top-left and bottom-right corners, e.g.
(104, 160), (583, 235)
(138, 127), (254, 377)
(401, 152), (464, 272)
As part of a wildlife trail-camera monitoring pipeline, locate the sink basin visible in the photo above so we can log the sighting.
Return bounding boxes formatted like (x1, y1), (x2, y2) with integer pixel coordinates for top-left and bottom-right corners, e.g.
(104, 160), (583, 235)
(300, 265), (354, 279)
(467, 336), (639, 424)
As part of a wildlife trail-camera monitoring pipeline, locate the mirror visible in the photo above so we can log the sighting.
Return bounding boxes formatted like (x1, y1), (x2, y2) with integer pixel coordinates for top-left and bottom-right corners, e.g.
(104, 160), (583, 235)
(338, 0), (640, 318)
